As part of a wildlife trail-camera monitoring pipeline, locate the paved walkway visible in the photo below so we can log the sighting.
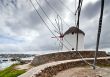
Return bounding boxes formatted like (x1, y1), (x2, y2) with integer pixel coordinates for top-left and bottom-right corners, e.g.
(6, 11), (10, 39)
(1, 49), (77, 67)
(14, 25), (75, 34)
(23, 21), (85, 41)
(18, 57), (110, 77)
(54, 67), (110, 77)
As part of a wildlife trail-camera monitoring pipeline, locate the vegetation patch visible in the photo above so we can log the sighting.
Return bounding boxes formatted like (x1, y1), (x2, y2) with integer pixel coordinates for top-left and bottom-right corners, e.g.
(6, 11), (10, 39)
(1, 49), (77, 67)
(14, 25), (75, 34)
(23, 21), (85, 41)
(97, 63), (110, 67)
(0, 63), (26, 77)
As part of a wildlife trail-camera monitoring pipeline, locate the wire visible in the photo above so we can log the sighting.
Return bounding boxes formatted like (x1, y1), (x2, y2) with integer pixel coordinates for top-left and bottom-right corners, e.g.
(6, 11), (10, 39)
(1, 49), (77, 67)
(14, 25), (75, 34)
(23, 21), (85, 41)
(45, 0), (70, 28)
(63, 38), (73, 48)
(58, 0), (74, 15)
(35, 0), (59, 33)
(29, 0), (70, 50)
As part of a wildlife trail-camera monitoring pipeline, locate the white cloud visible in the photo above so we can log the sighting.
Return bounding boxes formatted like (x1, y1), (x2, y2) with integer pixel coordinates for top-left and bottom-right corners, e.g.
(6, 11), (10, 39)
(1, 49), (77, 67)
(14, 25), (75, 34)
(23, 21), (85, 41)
(0, 0), (110, 54)
(20, 29), (39, 42)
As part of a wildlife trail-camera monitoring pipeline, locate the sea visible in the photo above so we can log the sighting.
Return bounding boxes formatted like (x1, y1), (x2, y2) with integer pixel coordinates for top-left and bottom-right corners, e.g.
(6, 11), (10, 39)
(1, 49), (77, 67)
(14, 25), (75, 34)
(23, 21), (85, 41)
(0, 57), (34, 70)
(0, 59), (18, 70)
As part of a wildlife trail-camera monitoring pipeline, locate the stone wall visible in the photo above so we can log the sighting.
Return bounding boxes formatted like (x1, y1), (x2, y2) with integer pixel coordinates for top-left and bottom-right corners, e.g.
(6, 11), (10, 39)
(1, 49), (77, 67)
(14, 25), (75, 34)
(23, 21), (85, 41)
(31, 51), (107, 66)
(34, 59), (110, 77)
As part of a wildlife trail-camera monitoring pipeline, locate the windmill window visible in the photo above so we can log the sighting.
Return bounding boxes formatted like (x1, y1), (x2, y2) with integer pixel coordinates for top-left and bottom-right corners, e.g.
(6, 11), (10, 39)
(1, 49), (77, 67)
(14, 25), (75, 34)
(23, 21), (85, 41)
(72, 32), (74, 35)
(72, 48), (74, 50)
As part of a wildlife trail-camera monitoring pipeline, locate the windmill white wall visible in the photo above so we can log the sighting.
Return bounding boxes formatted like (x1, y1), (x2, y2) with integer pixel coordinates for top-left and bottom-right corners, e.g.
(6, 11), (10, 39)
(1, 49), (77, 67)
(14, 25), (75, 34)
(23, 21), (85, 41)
(62, 27), (85, 51)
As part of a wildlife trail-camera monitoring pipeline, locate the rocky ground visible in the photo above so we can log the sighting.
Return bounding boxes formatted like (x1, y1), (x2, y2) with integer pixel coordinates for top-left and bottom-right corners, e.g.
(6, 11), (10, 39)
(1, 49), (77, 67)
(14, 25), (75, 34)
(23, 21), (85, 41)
(54, 66), (110, 77)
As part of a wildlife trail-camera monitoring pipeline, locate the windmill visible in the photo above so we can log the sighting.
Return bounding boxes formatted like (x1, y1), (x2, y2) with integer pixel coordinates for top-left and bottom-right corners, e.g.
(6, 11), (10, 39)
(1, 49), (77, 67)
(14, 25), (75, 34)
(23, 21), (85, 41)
(51, 15), (64, 50)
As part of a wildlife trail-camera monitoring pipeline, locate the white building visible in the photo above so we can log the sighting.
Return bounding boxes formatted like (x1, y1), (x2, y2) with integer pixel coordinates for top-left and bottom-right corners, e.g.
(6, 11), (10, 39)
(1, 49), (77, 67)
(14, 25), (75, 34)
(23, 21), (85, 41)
(63, 26), (85, 51)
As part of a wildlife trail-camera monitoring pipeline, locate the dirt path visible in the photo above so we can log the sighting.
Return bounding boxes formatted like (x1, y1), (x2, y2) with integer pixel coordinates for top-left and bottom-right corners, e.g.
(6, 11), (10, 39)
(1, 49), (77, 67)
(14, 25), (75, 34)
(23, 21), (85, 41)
(54, 67), (110, 77)
(15, 63), (34, 71)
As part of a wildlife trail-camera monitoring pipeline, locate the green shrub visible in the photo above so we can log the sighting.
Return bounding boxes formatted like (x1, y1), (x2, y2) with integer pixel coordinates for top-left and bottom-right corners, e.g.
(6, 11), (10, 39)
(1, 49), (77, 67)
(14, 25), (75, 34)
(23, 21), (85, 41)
(0, 64), (25, 77)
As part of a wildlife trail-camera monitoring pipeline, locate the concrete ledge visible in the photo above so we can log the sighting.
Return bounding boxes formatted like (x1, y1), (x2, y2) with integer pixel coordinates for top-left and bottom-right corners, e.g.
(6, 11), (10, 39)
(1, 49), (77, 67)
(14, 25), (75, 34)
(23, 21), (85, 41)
(31, 51), (107, 66)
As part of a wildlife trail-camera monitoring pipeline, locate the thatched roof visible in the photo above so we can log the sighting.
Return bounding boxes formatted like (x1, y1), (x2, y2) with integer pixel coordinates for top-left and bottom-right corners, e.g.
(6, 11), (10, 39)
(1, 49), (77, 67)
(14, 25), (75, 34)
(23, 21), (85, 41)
(64, 26), (85, 35)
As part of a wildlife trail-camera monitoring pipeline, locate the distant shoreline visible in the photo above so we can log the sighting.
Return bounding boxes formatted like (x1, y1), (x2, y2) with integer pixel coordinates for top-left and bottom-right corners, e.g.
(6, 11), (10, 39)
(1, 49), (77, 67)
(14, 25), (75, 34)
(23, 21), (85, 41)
(0, 61), (18, 70)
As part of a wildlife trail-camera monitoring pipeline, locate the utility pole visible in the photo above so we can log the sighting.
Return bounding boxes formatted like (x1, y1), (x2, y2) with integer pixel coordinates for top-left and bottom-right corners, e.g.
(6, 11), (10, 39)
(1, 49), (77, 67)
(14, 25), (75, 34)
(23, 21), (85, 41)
(93, 0), (104, 70)
(76, 0), (82, 51)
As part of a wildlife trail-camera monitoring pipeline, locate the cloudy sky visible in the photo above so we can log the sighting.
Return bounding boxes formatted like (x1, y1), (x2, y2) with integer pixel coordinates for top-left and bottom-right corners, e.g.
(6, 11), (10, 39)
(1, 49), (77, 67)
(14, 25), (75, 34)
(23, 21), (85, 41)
(0, 0), (110, 54)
